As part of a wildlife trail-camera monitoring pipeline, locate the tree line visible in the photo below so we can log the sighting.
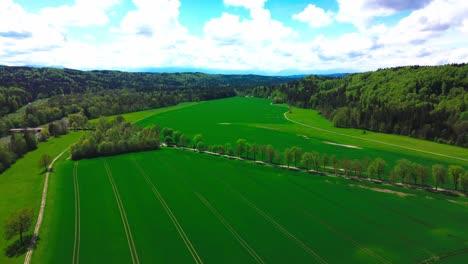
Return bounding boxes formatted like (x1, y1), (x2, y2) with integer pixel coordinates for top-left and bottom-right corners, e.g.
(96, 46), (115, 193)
(251, 64), (468, 147)
(0, 120), (67, 174)
(70, 116), (161, 160)
(160, 132), (468, 192)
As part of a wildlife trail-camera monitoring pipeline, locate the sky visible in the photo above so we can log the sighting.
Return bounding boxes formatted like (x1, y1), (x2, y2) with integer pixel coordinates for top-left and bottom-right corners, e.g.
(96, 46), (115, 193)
(0, 0), (468, 75)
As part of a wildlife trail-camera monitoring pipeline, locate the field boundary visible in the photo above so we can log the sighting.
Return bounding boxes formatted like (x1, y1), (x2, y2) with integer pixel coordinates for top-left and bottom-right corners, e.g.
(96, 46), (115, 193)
(284, 112), (468, 162)
(194, 192), (264, 264)
(133, 160), (204, 264)
(72, 162), (80, 264)
(104, 161), (140, 264)
(167, 146), (467, 197)
(24, 148), (69, 264)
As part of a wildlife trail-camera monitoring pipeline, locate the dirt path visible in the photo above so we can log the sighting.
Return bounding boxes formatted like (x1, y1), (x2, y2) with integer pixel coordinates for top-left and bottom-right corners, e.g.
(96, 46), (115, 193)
(104, 161), (140, 264)
(283, 112), (468, 162)
(24, 148), (69, 264)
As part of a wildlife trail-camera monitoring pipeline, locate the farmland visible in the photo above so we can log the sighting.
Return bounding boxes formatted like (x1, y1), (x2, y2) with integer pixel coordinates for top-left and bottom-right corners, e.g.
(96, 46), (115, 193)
(136, 97), (467, 187)
(35, 148), (468, 263)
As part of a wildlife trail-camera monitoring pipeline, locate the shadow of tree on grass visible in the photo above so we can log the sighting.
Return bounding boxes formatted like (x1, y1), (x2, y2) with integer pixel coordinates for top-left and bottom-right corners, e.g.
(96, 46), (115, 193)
(4, 235), (39, 258)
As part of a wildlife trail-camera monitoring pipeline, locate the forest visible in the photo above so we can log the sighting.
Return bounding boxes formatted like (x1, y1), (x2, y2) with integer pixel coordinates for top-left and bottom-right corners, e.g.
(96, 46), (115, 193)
(0, 66), (294, 136)
(251, 64), (468, 147)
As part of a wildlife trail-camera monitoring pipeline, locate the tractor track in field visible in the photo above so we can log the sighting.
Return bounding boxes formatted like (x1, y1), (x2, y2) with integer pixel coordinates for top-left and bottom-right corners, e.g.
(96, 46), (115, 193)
(283, 112), (468, 162)
(133, 160), (204, 264)
(104, 161), (140, 264)
(213, 178), (328, 264)
(194, 192), (265, 264)
(234, 169), (391, 263)
(235, 191), (328, 264)
(417, 247), (468, 263)
(72, 162), (81, 264)
(24, 148), (69, 264)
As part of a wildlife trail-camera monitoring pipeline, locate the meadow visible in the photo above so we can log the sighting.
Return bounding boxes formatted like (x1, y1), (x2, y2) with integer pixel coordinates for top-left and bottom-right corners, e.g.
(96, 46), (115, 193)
(0, 132), (82, 264)
(136, 97), (467, 188)
(35, 148), (468, 263)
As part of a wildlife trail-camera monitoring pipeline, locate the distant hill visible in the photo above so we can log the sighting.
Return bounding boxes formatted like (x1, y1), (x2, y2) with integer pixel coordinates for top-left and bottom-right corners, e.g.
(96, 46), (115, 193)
(251, 64), (468, 147)
(0, 65), (293, 116)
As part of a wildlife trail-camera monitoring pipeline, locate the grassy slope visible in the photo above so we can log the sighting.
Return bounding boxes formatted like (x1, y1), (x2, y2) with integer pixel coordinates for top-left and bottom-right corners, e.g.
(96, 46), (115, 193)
(5, 99), (49, 119)
(44, 148), (468, 263)
(88, 102), (199, 124)
(0, 132), (82, 264)
(136, 97), (467, 188)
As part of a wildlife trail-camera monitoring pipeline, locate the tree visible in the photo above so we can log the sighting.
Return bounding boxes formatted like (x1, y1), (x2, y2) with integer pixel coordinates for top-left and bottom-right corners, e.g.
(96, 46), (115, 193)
(374, 158), (387, 180)
(331, 155), (338, 175)
(38, 153), (52, 172)
(236, 139), (247, 158)
(23, 131), (37, 151)
(180, 135), (190, 147)
(173, 131), (182, 146)
(4, 208), (33, 244)
(68, 113), (88, 128)
(259, 145), (266, 161)
(292, 147), (302, 167)
(322, 154), (329, 171)
(284, 148), (293, 167)
(248, 143), (258, 160)
(266, 145), (275, 164)
(196, 141), (206, 152)
(460, 171), (468, 192)
(394, 159), (412, 183)
(161, 127), (173, 139)
(368, 162), (377, 179)
(432, 164), (447, 190)
(301, 152), (313, 169)
(353, 159), (363, 177)
(448, 165), (464, 190)
(193, 134), (203, 148)
(413, 163), (429, 185)
(164, 136), (173, 146)
(311, 152), (320, 171)
(342, 158), (351, 176)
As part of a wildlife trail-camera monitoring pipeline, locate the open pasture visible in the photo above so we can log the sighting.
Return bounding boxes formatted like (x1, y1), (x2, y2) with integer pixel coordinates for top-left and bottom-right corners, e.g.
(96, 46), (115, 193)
(37, 148), (468, 263)
(136, 97), (467, 187)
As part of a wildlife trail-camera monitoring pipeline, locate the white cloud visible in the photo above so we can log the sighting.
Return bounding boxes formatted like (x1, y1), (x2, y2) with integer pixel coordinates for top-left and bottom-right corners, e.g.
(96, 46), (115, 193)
(293, 4), (333, 28)
(39, 0), (119, 27)
(224, 0), (267, 10)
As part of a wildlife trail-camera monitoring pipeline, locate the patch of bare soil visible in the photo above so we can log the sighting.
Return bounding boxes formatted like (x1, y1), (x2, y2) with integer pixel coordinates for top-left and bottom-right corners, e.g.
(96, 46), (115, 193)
(350, 184), (414, 197)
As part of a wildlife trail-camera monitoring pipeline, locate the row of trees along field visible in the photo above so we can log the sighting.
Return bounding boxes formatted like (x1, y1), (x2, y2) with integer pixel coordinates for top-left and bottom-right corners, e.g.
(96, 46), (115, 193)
(251, 64), (468, 147)
(0, 120), (67, 173)
(134, 127), (468, 192)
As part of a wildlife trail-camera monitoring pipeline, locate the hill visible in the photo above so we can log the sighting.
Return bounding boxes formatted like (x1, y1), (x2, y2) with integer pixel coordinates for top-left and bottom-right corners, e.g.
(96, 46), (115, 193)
(251, 64), (468, 147)
(0, 66), (293, 116)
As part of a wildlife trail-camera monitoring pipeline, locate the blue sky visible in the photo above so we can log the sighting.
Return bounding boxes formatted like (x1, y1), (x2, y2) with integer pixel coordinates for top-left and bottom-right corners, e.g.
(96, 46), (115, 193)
(1, 0), (467, 74)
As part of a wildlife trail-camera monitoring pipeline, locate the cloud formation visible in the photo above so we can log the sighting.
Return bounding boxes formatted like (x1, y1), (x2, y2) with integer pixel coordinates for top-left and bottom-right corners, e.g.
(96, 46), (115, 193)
(292, 4), (333, 28)
(0, 0), (467, 73)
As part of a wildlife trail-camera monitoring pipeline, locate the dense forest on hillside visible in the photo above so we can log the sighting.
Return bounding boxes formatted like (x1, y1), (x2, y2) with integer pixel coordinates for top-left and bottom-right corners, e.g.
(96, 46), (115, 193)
(0, 66), (293, 136)
(0, 66), (291, 115)
(251, 64), (468, 147)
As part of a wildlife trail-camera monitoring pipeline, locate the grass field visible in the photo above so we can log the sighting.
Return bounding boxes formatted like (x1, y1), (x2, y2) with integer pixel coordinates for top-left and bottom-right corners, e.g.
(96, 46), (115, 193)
(0, 132), (82, 264)
(5, 99), (49, 119)
(36, 148), (468, 263)
(136, 97), (467, 188)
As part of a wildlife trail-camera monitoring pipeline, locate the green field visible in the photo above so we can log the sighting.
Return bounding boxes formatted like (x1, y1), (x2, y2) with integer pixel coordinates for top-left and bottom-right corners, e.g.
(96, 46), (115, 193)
(136, 97), (467, 188)
(0, 132), (82, 264)
(36, 148), (468, 263)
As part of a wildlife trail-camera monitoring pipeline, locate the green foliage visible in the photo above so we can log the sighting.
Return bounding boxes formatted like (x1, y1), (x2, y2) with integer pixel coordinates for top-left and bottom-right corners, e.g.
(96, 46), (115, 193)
(4, 208), (33, 244)
(38, 153), (52, 172)
(448, 165), (464, 190)
(252, 64), (468, 147)
(432, 164), (448, 190)
(71, 117), (160, 160)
